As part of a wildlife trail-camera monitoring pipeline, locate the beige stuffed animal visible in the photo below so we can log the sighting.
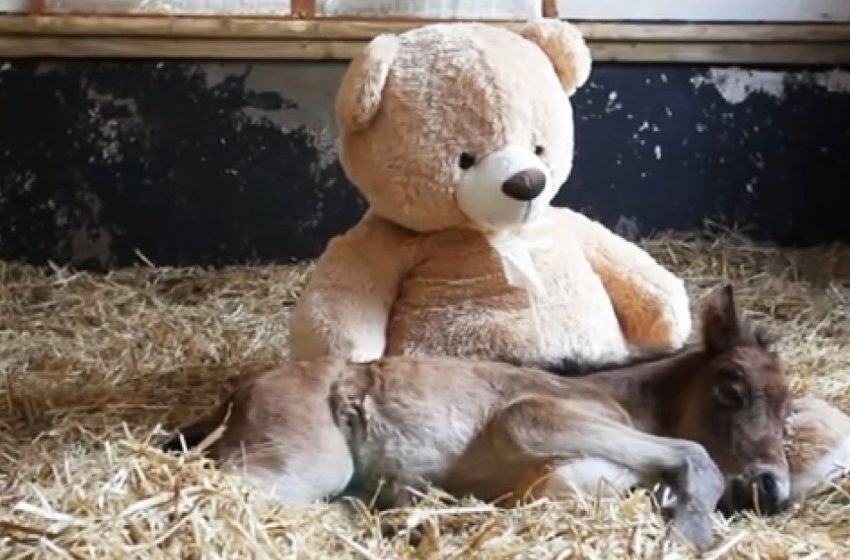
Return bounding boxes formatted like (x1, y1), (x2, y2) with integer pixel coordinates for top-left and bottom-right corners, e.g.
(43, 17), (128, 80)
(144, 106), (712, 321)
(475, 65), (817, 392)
(290, 19), (691, 368)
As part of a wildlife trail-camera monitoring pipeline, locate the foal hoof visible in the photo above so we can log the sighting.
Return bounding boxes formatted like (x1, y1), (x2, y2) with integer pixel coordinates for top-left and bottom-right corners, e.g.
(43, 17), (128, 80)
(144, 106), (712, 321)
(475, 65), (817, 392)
(653, 484), (678, 515)
(671, 508), (715, 553)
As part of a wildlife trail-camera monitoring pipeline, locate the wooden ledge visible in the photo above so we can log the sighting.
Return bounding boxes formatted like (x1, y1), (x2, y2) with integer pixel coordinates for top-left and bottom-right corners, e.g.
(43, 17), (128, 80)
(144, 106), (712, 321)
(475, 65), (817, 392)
(1, 15), (850, 64)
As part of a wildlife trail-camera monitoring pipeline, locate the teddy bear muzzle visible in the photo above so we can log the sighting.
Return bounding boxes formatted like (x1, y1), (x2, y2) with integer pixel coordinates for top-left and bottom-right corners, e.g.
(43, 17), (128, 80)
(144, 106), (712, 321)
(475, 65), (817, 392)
(456, 144), (556, 230)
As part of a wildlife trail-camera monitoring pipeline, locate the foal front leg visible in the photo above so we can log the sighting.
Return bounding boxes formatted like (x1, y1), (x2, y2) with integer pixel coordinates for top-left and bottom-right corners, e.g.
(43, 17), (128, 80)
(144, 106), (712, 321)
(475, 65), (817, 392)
(488, 396), (725, 551)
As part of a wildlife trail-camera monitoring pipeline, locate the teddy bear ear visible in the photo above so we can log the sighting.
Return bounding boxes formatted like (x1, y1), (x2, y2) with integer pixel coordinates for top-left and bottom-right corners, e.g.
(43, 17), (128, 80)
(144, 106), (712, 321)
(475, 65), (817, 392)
(335, 33), (399, 132)
(519, 19), (592, 97)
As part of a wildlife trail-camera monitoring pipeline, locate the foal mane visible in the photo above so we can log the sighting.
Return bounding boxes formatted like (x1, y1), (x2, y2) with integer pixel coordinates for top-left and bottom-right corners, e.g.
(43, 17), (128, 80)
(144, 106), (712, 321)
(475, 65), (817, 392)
(543, 314), (775, 379)
(544, 345), (694, 378)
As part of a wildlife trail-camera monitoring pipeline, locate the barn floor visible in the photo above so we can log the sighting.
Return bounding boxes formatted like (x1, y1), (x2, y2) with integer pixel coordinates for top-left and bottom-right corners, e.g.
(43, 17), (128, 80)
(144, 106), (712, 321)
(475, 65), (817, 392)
(1, 231), (849, 559)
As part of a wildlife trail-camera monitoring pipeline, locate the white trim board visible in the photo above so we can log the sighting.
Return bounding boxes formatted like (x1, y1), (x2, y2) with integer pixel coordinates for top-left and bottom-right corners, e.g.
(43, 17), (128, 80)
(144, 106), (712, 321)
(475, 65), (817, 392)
(558, 0), (850, 22)
(317, 0), (540, 18)
(0, 0), (292, 14)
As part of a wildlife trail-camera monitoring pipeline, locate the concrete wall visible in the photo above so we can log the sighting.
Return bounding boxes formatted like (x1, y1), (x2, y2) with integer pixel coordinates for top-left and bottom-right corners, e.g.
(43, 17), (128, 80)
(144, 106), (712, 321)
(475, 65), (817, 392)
(1, 59), (849, 270)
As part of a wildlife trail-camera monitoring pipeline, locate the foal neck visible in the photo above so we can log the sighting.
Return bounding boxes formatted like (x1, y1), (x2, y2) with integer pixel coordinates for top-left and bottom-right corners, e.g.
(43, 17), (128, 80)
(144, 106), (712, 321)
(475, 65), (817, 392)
(580, 345), (710, 433)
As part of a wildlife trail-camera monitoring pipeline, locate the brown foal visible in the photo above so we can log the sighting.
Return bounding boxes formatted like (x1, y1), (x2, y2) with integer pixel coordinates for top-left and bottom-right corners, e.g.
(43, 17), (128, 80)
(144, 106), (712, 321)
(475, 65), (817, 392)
(163, 285), (789, 551)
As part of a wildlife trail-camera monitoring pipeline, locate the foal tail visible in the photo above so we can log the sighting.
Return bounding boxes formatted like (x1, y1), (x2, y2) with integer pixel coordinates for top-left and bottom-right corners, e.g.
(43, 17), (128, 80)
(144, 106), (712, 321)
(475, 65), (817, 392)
(161, 401), (231, 454)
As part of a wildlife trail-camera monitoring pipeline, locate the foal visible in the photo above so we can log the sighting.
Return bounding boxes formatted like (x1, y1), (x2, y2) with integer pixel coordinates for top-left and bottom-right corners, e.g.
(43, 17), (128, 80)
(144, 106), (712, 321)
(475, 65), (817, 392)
(163, 285), (788, 551)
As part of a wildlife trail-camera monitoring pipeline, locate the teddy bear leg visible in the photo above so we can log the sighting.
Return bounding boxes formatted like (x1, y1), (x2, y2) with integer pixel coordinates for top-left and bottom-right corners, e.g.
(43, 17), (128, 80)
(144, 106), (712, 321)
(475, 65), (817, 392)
(785, 396), (850, 502)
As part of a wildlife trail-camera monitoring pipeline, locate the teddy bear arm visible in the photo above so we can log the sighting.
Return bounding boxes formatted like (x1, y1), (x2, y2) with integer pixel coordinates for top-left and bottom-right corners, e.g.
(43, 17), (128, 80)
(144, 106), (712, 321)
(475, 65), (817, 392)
(555, 208), (692, 351)
(289, 219), (414, 362)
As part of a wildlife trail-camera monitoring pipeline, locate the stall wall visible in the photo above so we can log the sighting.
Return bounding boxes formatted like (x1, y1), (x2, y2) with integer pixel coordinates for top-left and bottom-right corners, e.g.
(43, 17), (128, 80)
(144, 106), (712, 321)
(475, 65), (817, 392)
(1, 59), (849, 270)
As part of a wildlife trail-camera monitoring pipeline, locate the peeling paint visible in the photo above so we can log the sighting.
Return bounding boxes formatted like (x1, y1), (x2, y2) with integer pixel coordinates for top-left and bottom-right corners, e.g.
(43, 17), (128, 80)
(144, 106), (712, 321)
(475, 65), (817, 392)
(201, 62), (340, 167)
(34, 62), (64, 76)
(604, 89), (623, 113)
(692, 69), (786, 104)
(0, 60), (366, 269)
(815, 69), (850, 94)
(745, 179), (757, 195)
(692, 67), (850, 105)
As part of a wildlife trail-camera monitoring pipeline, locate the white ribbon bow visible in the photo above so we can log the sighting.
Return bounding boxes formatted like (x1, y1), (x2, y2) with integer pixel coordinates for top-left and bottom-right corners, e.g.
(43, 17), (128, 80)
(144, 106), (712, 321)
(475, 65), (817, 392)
(486, 218), (553, 296)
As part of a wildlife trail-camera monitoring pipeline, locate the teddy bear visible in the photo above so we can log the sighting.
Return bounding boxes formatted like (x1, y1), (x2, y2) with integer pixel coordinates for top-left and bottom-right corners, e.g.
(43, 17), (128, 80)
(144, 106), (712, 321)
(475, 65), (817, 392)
(286, 18), (850, 510)
(289, 18), (692, 369)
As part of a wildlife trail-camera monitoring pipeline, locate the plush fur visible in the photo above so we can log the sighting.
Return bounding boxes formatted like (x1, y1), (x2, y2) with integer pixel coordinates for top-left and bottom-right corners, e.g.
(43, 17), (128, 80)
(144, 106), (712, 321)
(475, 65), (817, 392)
(290, 19), (690, 367)
(785, 397), (850, 501)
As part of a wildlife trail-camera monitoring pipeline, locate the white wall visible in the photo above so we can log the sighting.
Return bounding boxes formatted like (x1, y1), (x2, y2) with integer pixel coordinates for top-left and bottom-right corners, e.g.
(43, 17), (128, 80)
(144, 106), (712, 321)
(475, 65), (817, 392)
(0, 0), (292, 14)
(0, 0), (25, 11)
(2, 0), (849, 21)
(317, 0), (539, 18)
(558, 0), (850, 22)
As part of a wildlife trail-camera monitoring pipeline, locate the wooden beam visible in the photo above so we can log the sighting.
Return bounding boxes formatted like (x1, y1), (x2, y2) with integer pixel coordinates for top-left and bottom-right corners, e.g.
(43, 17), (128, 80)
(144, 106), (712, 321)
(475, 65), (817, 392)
(290, 0), (315, 19)
(592, 42), (850, 64)
(0, 15), (849, 64)
(542, 0), (558, 19)
(26, 0), (45, 15)
(0, 36), (364, 59)
(2, 15), (850, 43)
(3, 36), (850, 64)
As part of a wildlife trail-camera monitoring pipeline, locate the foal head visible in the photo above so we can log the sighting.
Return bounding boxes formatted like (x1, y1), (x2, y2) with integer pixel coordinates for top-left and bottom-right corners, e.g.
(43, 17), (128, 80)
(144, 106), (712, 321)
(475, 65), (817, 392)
(677, 285), (790, 515)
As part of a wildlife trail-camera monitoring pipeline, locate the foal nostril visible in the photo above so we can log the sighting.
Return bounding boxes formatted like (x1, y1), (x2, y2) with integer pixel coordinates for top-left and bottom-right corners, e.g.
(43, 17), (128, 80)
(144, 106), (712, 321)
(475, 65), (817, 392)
(752, 471), (784, 511)
(501, 169), (546, 201)
(756, 472), (778, 500)
(725, 469), (789, 515)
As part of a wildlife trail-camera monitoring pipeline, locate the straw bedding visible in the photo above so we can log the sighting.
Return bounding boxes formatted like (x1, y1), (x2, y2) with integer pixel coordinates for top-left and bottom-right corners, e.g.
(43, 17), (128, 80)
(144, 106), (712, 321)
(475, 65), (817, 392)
(1, 230), (849, 559)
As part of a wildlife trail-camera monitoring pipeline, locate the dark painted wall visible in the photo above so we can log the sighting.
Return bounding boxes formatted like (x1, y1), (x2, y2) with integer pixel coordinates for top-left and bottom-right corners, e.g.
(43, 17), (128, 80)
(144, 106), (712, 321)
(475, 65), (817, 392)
(1, 59), (848, 270)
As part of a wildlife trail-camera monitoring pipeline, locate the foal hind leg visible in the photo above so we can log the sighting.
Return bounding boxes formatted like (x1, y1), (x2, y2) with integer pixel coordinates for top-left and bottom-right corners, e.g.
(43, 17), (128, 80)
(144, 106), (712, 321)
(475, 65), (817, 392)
(488, 396), (725, 551)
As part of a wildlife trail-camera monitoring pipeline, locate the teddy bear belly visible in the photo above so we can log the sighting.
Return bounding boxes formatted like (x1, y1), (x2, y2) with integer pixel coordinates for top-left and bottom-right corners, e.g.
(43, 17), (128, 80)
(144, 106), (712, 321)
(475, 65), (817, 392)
(385, 271), (630, 366)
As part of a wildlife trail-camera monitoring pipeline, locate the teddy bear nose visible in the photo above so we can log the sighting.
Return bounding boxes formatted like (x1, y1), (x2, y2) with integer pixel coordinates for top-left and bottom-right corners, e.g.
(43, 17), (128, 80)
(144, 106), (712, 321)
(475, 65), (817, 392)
(501, 169), (546, 201)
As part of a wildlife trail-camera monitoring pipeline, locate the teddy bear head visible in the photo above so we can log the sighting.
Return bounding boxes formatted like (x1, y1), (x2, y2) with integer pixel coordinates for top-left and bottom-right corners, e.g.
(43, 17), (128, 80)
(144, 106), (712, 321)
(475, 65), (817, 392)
(335, 19), (592, 233)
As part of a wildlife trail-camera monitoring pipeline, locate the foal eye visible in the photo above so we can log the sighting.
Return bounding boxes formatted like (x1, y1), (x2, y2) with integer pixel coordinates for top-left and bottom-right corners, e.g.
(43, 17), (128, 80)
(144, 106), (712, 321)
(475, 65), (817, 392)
(458, 152), (476, 170)
(714, 383), (745, 408)
(713, 367), (747, 408)
(534, 145), (545, 156)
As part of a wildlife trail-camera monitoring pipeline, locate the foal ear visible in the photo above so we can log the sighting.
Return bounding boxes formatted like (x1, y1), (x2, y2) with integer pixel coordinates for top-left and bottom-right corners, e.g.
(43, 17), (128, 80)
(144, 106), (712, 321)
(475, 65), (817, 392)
(750, 324), (777, 350)
(700, 284), (741, 353)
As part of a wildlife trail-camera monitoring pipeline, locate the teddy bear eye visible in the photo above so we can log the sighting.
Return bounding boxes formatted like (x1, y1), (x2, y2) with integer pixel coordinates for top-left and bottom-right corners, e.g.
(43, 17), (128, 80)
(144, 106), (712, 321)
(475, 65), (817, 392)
(534, 145), (545, 156)
(458, 152), (476, 170)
